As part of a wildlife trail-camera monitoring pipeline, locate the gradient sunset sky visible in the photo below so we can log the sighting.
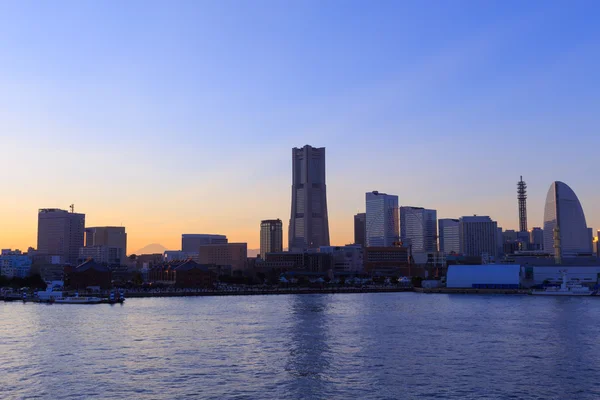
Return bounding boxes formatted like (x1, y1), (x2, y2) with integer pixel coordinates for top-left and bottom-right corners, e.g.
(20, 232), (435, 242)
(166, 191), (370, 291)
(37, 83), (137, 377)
(1, 1), (599, 253)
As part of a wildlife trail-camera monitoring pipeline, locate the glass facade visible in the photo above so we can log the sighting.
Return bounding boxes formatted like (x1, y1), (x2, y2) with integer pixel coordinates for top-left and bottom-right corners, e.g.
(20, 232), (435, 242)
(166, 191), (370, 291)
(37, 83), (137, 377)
(365, 191), (399, 247)
(543, 181), (590, 256)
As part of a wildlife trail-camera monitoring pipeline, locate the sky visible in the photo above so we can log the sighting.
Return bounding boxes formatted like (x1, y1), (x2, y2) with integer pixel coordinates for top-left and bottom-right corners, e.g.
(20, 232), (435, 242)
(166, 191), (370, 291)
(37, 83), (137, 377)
(0, 0), (599, 253)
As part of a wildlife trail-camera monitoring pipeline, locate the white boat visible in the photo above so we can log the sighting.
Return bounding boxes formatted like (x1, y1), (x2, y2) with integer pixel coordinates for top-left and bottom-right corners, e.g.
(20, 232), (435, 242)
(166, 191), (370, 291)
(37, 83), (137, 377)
(532, 270), (594, 296)
(54, 292), (102, 304)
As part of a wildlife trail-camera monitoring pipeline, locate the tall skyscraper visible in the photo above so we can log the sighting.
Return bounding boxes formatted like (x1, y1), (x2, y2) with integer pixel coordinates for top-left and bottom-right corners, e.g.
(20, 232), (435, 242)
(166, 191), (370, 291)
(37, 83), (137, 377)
(400, 207), (437, 253)
(438, 218), (460, 254)
(181, 234), (228, 253)
(83, 226), (127, 265)
(517, 176), (527, 232)
(366, 191), (399, 247)
(354, 213), (366, 247)
(37, 208), (85, 265)
(288, 145), (330, 251)
(459, 216), (498, 259)
(260, 219), (283, 259)
(542, 181), (590, 257)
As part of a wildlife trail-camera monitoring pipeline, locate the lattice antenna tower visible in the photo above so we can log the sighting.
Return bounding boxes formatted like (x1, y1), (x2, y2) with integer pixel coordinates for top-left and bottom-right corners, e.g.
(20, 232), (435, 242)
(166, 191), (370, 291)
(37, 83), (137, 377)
(517, 176), (527, 232)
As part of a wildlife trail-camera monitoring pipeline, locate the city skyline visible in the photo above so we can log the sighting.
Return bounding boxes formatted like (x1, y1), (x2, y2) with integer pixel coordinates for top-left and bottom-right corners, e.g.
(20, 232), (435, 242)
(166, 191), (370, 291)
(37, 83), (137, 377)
(1, 1), (599, 252)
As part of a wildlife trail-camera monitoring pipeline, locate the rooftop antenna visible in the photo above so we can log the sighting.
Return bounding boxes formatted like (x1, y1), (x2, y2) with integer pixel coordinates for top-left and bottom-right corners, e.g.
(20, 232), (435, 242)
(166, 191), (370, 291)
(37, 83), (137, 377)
(517, 176), (527, 232)
(69, 204), (74, 213)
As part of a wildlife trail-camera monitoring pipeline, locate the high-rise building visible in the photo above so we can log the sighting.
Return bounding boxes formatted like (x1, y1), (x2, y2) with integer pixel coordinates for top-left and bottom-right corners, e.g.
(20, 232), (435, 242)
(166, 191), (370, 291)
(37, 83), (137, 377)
(542, 181), (591, 257)
(37, 208), (85, 265)
(439, 219), (460, 254)
(84, 226), (127, 264)
(529, 227), (544, 251)
(181, 234), (228, 253)
(365, 191), (399, 247)
(399, 207), (437, 253)
(459, 216), (498, 259)
(288, 145), (330, 252)
(354, 213), (366, 247)
(260, 219), (283, 259)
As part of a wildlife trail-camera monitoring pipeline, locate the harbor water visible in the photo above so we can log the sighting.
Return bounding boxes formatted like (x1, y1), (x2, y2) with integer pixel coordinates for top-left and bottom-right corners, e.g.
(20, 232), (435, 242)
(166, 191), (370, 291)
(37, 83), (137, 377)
(1, 293), (600, 399)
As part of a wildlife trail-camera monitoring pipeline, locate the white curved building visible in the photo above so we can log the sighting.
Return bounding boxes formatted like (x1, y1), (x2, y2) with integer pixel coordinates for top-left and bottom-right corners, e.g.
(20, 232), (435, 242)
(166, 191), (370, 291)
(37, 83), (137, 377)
(543, 181), (591, 257)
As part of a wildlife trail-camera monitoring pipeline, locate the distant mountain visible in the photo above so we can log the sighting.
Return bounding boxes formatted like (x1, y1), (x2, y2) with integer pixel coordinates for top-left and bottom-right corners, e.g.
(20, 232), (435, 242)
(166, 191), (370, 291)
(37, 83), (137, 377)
(247, 248), (260, 257)
(133, 243), (167, 255)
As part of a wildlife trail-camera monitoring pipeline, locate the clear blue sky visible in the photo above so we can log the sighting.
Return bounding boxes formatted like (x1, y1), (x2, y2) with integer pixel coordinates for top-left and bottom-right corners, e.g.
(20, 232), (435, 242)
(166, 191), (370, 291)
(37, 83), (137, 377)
(1, 0), (599, 251)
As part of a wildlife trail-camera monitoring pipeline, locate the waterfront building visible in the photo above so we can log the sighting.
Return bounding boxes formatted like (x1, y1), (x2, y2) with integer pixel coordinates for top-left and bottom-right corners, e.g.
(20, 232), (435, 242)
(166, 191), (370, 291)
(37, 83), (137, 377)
(181, 234), (228, 253)
(365, 191), (399, 247)
(173, 260), (216, 288)
(319, 245), (364, 273)
(543, 181), (591, 257)
(529, 227), (544, 251)
(354, 213), (366, 247)
(64, 260), (111, 290)
(260, 219), (283, 259)
(400, 207), (437, 253)
(84, 227), (127, 264)
(37, 208), (85, 265)
(363, 246), (410, 276)
(264, 252), (333, 273)
(459, 216), (498, 260)
(438, 219), (460, 254)
(198, 243), (248, 272)
(0, 250), (32, 278)
(446, 264), (521, 288)
(288, 145), (330, 251)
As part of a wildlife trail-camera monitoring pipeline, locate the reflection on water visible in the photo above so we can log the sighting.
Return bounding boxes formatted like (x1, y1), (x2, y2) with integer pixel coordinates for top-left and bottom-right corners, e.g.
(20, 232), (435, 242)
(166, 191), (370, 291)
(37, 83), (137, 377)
(285, 295), (331, 399)
(1, 294), (600, 399)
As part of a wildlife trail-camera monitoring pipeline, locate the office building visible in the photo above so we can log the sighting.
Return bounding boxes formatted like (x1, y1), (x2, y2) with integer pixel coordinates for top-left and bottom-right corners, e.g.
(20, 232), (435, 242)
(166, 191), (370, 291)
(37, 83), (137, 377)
(365, 191), (399, 247)
(84, 226), (127, 264)
(543, 181), (591, 257)
(181, 234), (228, 253)
(288, 145), (330, 251)
(439, 219), (460, 254)
(459, 216), (498, 260)
(198, 243), (248, 272)
(400, 207), (437, 253)
(264, 252), (332, 273)
(320, 245), (364, 273)
(78, 246), (124, 266)
(0, 249), (32, 278)
(37, 208), (85, 265)
(260, 219), (283, 259)
(354, 213), (366, 247)
(363, 246), (410, 275)
(529, 227), (544, 251)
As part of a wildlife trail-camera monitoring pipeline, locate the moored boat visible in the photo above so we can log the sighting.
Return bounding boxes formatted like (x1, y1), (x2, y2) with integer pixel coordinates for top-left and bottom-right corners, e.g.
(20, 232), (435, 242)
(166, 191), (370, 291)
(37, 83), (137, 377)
(531, 270), (594, 296)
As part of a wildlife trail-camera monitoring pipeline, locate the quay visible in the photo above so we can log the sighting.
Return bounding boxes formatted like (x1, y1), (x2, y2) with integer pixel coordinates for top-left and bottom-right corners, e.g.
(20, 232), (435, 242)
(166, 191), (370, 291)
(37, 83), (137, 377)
(415, 287), (529, 295)
(124, 286), (413, 298)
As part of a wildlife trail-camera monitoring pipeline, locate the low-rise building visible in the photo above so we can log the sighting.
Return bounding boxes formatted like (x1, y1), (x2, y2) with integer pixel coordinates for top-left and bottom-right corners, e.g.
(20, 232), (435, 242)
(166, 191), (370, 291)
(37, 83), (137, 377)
(174, 260), (216, 288)
(363, 247), (410, 276)
(64, 260), (112, 290)
(264, 252), (332, 272)
(0, 249), (32, 278)
(446, 265), (522, 288)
